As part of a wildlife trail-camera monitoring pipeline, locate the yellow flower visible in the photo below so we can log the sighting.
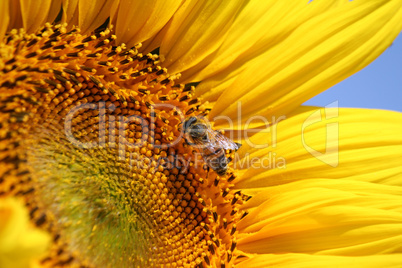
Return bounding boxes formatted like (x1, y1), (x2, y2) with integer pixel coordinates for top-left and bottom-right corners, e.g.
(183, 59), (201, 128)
(0, 0), (401, 267)
(0, 197), (51, 268)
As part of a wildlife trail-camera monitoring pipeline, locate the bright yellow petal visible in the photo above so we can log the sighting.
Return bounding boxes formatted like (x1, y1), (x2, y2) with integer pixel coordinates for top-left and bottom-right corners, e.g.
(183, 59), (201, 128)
(208, 0), (402, 128)
(237, 253), (402, 268)
(187, 0), (342, 85)
(233, 108), (402, 191)
(19, 0), (62, 33)
(0, 198), (50, 268)
(158, 0), (248, 75)
(114, 0), (182, 48)
(236, 179), (402, 256)
(239, 179), (402, 232)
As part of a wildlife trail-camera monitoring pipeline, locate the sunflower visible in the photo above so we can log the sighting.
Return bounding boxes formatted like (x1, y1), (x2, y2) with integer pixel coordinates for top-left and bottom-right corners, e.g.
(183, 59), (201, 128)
(1, 0), (402, 267)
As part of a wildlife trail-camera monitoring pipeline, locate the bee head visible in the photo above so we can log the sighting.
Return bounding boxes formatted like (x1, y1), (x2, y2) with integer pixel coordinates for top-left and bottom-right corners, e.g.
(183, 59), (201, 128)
(183, 116), (197, 132)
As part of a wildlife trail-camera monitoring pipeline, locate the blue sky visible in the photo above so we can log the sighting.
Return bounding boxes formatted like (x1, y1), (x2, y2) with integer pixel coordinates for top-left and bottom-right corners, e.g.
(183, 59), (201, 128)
(304, 33), (402, 112)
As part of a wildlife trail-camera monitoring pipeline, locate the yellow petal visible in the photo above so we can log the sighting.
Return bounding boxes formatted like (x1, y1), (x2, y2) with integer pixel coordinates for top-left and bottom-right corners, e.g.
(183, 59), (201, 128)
(188, 0), (342, 85)
(61, 0), (79, 28)
(236, 179), (402, 256)
(0, 0), (9, 40)
(7, 0), (23, 31)
(114, 0), (182, 48)
(79, 0), (116, 33)
(233, 108), (402, 191)
(62, 0), (116, 34)
(0, 198), (50, 268)
(19, 0), (62, 33)
(237, 253), (402, 268)
(209, 0), (402, 128)
(159, 0), (248, 76)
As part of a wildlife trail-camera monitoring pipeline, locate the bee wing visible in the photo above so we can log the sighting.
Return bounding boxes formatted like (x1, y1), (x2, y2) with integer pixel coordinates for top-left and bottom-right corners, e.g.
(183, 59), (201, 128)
(205, 129), (239, 150)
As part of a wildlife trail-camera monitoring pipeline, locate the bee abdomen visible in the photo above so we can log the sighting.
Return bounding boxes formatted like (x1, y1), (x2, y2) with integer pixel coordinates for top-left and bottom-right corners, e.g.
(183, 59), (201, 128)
(207, 153), (228, 175)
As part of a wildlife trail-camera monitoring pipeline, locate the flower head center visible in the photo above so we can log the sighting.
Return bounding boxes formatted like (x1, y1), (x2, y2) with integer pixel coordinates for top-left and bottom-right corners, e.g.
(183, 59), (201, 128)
(0, 24), (247, 267)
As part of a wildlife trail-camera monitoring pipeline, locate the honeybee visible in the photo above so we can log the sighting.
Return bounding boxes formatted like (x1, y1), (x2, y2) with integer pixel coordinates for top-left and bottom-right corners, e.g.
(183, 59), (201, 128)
(183, 116), (240, 176)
